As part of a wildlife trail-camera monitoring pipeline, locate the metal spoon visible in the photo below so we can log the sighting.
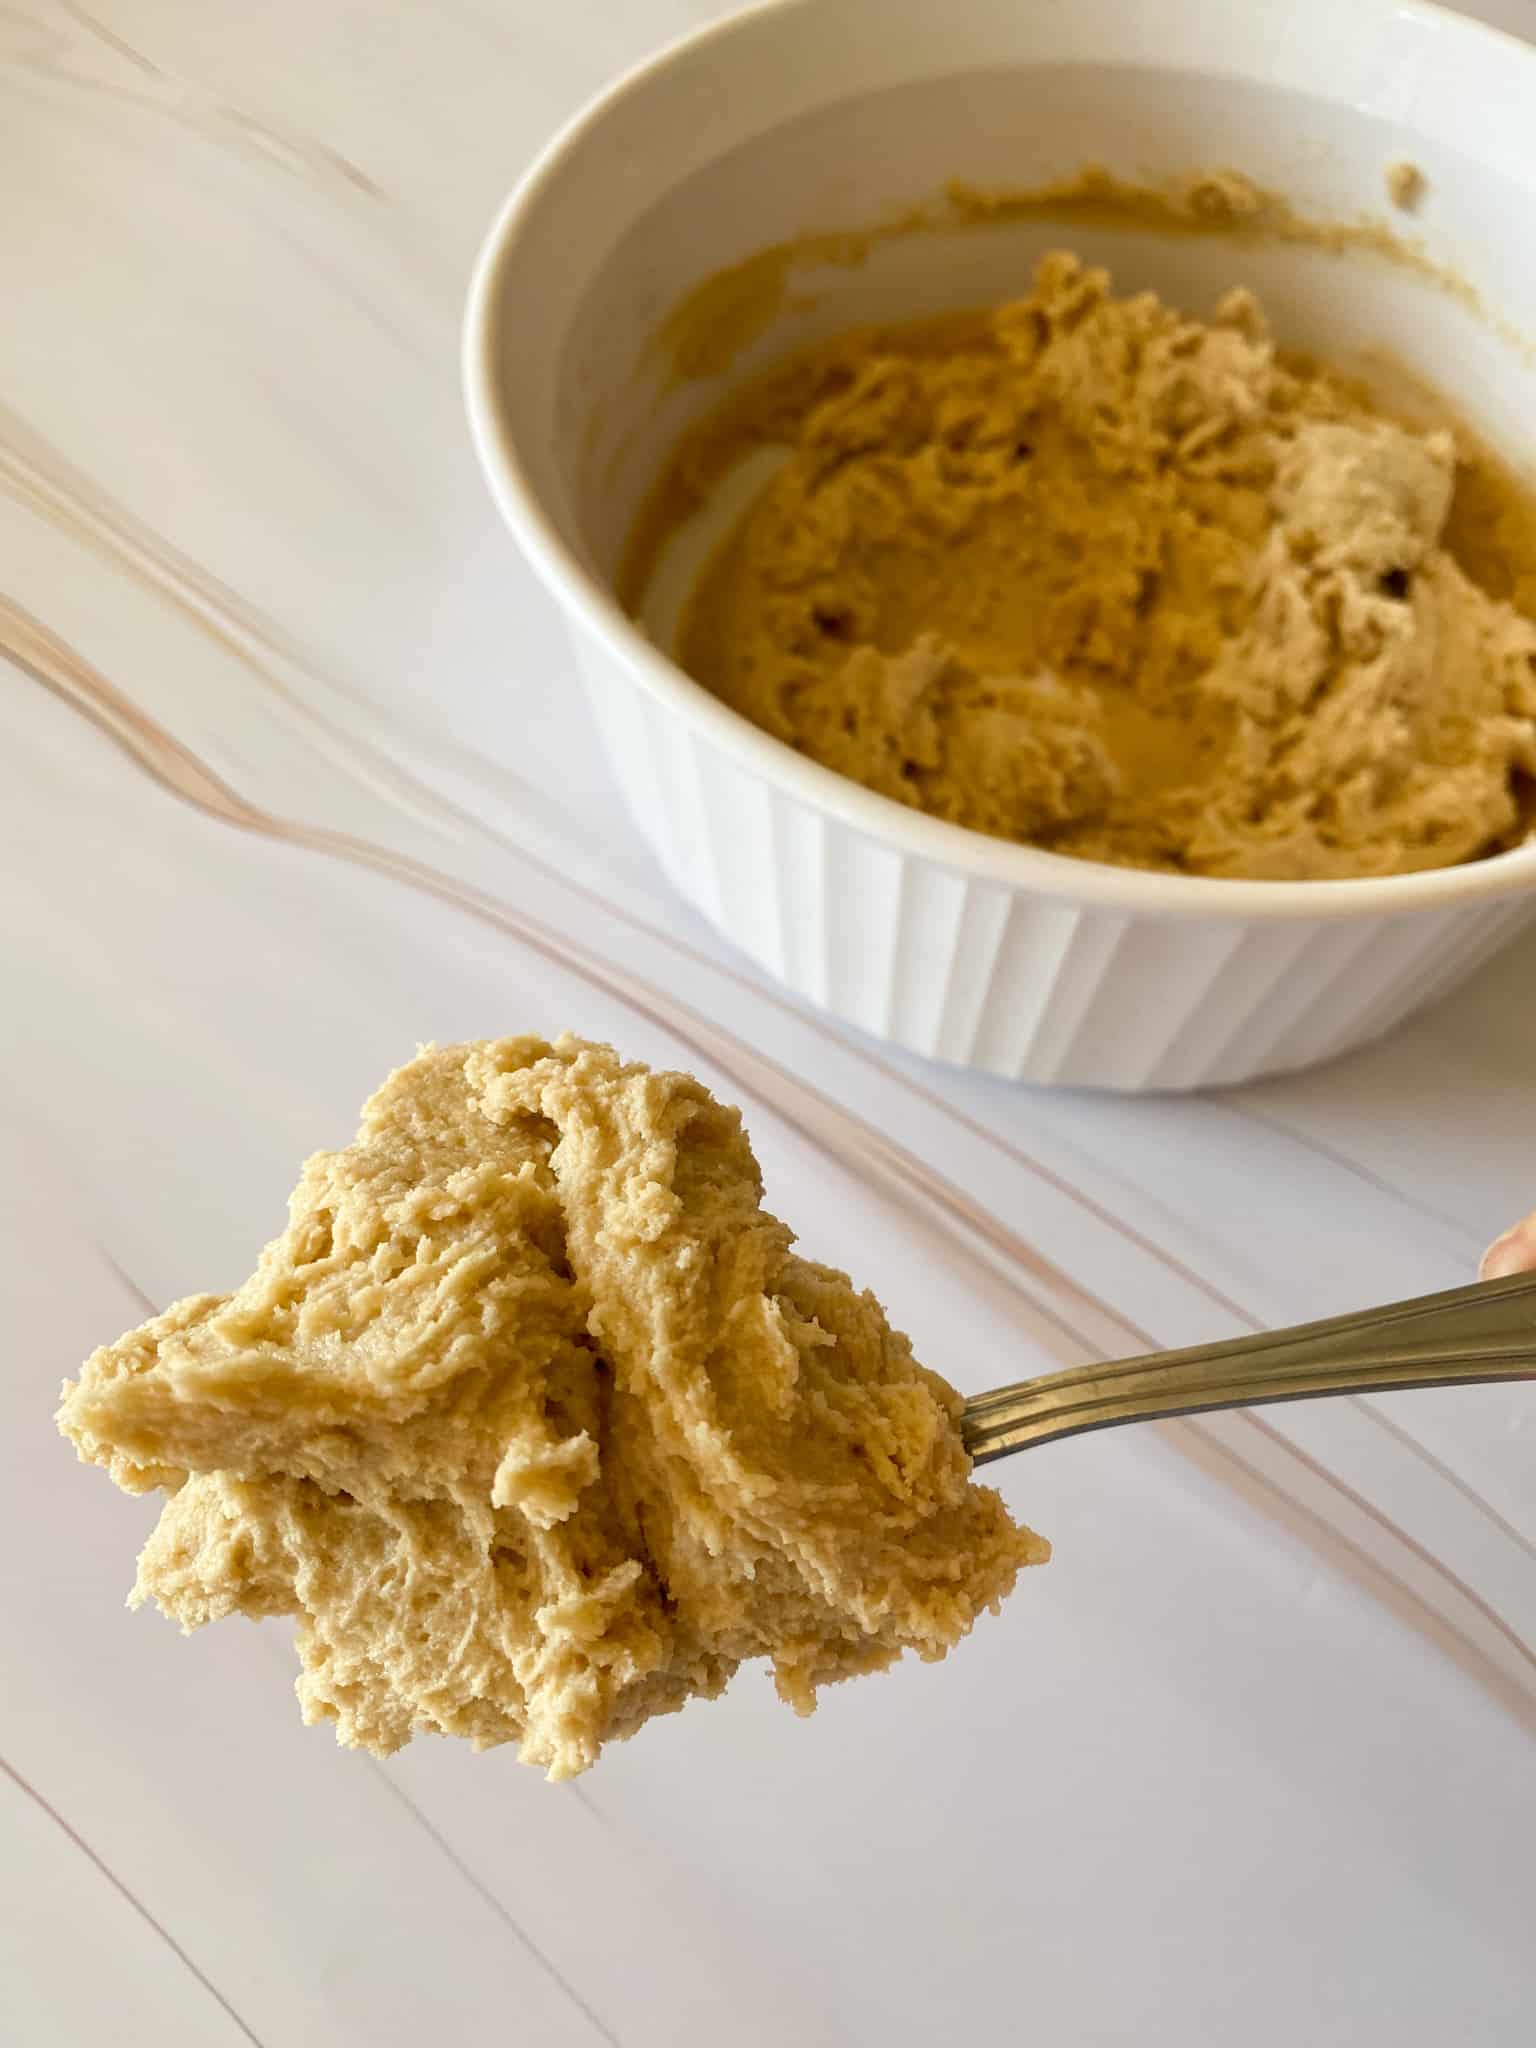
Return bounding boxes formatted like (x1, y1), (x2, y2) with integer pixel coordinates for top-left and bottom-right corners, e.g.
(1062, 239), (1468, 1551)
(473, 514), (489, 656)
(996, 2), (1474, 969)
(961, 1270), (1536, 1463)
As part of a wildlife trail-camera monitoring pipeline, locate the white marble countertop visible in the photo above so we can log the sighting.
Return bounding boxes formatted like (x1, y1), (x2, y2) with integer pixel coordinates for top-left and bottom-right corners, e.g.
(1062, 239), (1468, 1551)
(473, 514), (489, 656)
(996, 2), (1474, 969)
(5, 4), (1535, 2042)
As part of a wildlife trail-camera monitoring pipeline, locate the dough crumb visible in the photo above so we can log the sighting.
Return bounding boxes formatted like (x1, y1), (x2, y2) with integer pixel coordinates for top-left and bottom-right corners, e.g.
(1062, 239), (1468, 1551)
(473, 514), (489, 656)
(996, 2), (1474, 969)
(1176, 167), (1266, 221)
(1386, 160), (1426, 211)
(655, 254), (1536, 880)
(57, 1036), (1045, 1779)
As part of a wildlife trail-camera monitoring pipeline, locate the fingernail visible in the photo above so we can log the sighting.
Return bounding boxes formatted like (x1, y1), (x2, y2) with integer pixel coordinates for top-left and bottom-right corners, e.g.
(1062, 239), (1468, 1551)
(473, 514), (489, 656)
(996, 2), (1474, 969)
(1481, 1219), (1536, 1281)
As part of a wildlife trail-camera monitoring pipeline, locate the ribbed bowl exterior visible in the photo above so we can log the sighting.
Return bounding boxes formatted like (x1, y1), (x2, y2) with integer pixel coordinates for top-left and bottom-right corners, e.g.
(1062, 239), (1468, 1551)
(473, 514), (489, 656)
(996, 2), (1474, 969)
(575, 636), (1536, 1091)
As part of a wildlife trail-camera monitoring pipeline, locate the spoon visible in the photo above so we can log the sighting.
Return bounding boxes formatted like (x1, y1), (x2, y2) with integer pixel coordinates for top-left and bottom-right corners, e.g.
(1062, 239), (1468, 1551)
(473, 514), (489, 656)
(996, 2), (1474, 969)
(961, 1269), (1536, 1463)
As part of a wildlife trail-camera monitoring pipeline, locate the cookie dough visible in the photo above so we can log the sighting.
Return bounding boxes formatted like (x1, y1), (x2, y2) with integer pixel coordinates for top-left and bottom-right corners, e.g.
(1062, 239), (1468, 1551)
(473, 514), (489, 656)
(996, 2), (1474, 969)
(1385, 160), (1426, 212)
(57, 1036), (1043, 1779)
(649, 253), (1536, 880)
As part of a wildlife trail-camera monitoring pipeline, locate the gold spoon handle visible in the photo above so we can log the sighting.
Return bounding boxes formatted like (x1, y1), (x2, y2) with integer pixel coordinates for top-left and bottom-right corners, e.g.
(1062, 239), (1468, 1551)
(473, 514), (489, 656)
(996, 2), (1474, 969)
(961, 1270), (1536, 1465)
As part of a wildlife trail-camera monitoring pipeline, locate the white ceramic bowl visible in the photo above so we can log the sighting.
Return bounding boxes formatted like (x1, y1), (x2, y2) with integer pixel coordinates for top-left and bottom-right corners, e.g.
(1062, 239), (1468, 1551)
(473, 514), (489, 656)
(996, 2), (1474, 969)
(464, 0), (1536, 1091)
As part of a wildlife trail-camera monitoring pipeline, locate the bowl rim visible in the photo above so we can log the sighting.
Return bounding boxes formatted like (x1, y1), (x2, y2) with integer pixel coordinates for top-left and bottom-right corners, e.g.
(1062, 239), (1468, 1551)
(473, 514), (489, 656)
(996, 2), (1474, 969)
(463, 0), (1536, 925)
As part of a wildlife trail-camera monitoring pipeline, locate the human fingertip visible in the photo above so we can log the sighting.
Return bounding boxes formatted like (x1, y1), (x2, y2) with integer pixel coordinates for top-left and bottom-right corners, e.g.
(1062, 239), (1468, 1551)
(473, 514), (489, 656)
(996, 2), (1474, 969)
(1480, 1223), (1536, 1281)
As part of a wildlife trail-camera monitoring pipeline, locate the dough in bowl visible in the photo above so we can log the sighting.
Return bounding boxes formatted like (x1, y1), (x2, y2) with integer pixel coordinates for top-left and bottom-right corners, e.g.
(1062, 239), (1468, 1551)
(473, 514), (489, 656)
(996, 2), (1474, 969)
(641, 253), (1536, 880)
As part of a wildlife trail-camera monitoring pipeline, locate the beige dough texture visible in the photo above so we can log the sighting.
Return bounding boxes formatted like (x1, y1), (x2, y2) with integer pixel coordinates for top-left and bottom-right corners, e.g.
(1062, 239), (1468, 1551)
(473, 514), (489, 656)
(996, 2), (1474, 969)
(658, 253), (1536, 880)
(57, 1036), (1044, 1779)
